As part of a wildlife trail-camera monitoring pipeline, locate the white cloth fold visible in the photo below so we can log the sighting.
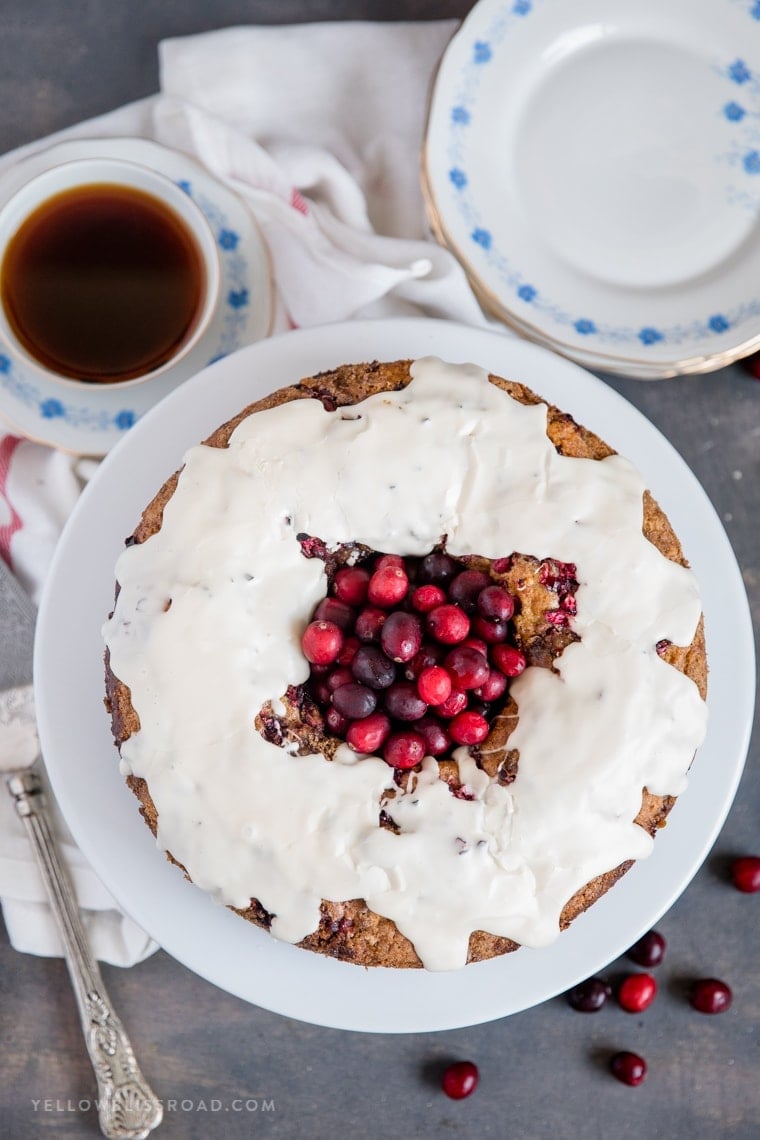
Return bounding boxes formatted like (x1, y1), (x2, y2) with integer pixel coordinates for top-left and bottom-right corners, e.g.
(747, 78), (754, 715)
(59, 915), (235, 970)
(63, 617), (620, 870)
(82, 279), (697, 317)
(0, 19), (507, 966)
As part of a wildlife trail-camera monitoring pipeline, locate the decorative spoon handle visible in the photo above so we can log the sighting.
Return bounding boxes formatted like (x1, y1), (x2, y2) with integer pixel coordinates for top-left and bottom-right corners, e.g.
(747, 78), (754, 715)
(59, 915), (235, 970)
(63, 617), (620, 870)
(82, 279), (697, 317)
(7, 770), (163, 1139)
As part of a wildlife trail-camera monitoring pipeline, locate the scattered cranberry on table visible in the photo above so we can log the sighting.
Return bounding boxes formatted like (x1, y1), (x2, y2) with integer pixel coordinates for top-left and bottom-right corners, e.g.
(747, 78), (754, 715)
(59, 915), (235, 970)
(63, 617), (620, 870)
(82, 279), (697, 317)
(689, 978), (733, 1015)
(609, 1051), (647, 1087)
(730, 855), (760, 893)
(441, 1060), (479, 1100)
(566, 976), (611, 1012)
(627, 929), (667, 968)
(617, 972), (658, 1013)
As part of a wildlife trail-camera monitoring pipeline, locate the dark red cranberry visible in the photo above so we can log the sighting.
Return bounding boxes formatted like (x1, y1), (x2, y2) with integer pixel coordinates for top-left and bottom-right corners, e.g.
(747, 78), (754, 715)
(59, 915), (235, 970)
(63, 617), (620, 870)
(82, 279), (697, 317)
(449, 709), (489, 745)
(310, 678), (332, 706)
(383, 730), (426, 769)
(368, 564), (408, 607)
(355, 606), (387, 643)
(477, 584), (515, 622)
(333, 565), (370, 606)
(474, 670), (507, 702)
(730, 855), (760, 893)
(351, 645), (396, 690)
(689, 978), (732, 1014)
(374, 553), (404, 571)
(313, 596), (355, 631)
(346, 711), (391, 754)
(417, 665), (452, 706)
(491, 643), (526, 677)
(617, 973), (657, 1013)
(411, 583), (447, 613)
(449, 569), (491, 613)
(445, 646), (489, 690)
(415, 716), (451, 757)
(427, 604), (470, 645)
(437, 689), (468, 718)
(337, 635), (360, 666)
(441, 1060), (479, 1100)
(609, 1051), (647, 1087)
(384, 681), (428, 722)
(627, 930), (666, 968)
(302, 620), (344, 665)
(419, 550), (458, 586)
(327, 666), (354, 692)
(380, 611), (423, 663)
(472, 615), (508, 643)
(331, 682), (377, 720)
(461, 636), (488, 657)
(566, 977), (611, 1012)
(325, 706), (349, 735)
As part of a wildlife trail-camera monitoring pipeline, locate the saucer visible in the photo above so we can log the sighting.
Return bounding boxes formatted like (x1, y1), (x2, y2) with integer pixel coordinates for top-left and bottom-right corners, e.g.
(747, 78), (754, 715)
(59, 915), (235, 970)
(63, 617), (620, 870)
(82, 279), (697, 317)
(423, 0), (760, 377)
(0, 137), (274, 454)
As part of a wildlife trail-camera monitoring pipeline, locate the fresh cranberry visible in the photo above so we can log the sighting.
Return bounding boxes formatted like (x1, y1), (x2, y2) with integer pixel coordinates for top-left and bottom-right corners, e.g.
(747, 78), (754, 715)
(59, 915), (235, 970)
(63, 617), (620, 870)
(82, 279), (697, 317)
(472, 616), (508, 643)
(384, 681), (428, 722)
(302, 620), (344, 665)
(380, 611), (423, 663)
(445, 646), (490, 690)
(337, 635), (360, 666)
(415, 716), (451, 757)
(477, 585), (515, 622)
(419, 550), (458, 585)
(730, 855), (760, 893)
(333, 566), (370, 606)
(368, 564), (408, 607)
(355, 606), (387, 643)
(627, 930), (666, 968)
(449, 710), (489, 745)
(346, 711), (391, 754)
(449, 570), (491, 613)
(351, 645), (396, 690)
(327, 666), (354, 692)
(313, 596), (355, 631)
(374, 553), (405, 571)
(383, 730), (426, 769)
(405, 643), (444, 679)
(325, 706), (349, 735)
(441, 1060), (479, 1100)
(427, 604), (470, 644)
(461, 636), (489, 657)
(689, 978), (732, 1014)
(437, 689), (468, 718)
(331, 682), (377, 720)
(609, 1051), (647, 1087)
(310, 678), (332, 706)
(617, 973), (657, 1013)
(411, 584), (446, 613)
(566, 977), (611, 1012)
(417, 665), (452, 706)
(491, 643), (526, 677)
(474, 670), (507, 702)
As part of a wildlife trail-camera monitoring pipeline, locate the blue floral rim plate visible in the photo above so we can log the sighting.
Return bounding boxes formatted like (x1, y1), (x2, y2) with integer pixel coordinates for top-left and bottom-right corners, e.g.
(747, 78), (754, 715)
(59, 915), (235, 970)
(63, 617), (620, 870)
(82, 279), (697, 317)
(423, 0), (760, 377)
(0, 137), (274, 453)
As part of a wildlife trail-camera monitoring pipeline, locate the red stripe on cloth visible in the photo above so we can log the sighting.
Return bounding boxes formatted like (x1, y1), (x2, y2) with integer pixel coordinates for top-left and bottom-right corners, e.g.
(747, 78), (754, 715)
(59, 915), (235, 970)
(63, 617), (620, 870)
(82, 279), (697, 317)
(0, 435), (23, 567)
(290, 188), (309, 216)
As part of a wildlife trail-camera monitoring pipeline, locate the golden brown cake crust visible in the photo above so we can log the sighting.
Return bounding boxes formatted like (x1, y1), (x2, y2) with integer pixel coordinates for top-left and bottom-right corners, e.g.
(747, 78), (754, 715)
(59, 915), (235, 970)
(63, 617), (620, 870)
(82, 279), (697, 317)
(104, 360), (707, 970)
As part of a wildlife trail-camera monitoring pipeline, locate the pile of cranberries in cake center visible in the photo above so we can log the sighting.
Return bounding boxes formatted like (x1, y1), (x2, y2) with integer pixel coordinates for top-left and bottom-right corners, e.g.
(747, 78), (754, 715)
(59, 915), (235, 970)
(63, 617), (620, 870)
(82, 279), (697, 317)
(300, 549), (527, 770)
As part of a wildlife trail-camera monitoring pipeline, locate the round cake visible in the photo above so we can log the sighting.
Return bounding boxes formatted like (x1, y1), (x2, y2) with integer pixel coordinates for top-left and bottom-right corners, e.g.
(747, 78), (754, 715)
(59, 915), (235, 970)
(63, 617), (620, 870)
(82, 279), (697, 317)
(102, 357), (708, 971)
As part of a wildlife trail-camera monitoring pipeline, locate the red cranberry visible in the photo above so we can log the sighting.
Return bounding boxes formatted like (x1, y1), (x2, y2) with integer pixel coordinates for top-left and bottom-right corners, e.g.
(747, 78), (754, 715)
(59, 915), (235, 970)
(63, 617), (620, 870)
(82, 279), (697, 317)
(383, 730), (426, 769)
(689, 978), (732, 1014)
(491, 643), (526, 677)
(627, 930), (666, 968)
(310, 678), (332, 706)
(374, 553), (404, 571)
(419, 550), (458, 585)
(346, 711), (391, 754)
(609, 1051), (647, 1087)
(333, 566), (370, 606)
(337, 635), (360, 666)
(368, 564), (408, 607)
(325, 706), (349, 735)
(445, 646), (490, 690)
(331, 682), (377, 720)
(415, 716), (451, 757)
(405, 643), (444, 680)
(449, 709), (489, 745)
(384, 681), (428, 722)
(302, 620), (344, 665)
(351, 645), (396, 690)
(472, 615), (508, 643)
(417, 665), (452, 706)
(427, 604), (470, 645)
(477, 585), (515, 622)
(566, 977), (611, 1012)
(411, 583), (446, 613)
(461, 636), (489, 656)
(355, 606), (387, 643)
(441, 1060), (479, 1100)
(730, 855), (760, 893)
(313, 596), (355, 631)
(327, 666), (354, 692)
(617, 973), (657, 1013)
(380, 611), (423, 663)
(474, 670), (507, 702)
(437, 689), (468, 718)
(449, 569), (491, 613)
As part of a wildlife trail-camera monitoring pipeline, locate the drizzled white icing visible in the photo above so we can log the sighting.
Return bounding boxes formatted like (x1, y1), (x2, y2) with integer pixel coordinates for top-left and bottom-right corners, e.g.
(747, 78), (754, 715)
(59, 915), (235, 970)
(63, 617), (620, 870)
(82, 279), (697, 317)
(102, 358), (707, 971)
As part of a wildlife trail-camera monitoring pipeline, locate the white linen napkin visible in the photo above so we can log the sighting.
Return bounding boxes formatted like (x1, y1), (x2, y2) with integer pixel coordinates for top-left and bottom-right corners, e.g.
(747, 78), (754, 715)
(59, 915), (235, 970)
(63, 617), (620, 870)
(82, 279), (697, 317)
(0, 19), (504, 966)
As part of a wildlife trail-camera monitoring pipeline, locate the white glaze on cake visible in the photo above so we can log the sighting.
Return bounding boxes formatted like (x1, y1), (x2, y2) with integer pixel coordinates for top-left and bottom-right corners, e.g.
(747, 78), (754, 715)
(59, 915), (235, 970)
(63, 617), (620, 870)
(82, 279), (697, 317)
(102, 358), (707, 970)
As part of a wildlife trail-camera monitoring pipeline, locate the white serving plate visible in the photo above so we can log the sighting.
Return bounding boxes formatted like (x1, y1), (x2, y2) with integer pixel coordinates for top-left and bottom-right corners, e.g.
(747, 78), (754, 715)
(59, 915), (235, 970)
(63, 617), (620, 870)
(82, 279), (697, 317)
(35, 318), (754, 1033)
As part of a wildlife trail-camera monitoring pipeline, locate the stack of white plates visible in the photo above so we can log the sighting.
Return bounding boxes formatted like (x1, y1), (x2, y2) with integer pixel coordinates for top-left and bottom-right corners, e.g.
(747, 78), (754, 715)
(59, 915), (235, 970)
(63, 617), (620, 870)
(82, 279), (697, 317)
(423, 0), (760, 378)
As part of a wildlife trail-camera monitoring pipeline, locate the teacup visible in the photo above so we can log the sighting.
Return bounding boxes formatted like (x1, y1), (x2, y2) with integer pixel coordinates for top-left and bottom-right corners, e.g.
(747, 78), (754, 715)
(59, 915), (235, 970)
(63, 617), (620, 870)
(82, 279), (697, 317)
(0, 156), (221, 388)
